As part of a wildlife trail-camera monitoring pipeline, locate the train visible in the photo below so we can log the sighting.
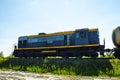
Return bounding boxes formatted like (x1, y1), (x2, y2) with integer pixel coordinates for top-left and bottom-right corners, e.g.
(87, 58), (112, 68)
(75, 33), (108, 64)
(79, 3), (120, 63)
(13, 27), (120, 59)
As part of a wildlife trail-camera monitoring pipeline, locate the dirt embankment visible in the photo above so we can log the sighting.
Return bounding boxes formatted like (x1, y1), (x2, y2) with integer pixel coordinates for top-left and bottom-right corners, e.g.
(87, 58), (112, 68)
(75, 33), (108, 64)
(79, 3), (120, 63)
(0, 70), (119, 80)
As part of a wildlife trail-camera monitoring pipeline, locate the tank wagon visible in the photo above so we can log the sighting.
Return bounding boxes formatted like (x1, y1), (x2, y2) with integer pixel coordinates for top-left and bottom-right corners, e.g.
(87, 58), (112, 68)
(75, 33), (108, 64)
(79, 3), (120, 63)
(13, 28), (105, 58)
(112, 27), (120, 58)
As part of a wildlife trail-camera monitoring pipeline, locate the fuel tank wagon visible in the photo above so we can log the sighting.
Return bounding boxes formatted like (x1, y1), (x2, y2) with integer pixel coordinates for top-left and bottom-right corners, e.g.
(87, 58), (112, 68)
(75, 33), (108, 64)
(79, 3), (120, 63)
(112, 27), (120, 58)
(13, 28), (105, 58)
(112, 27), (120, 48)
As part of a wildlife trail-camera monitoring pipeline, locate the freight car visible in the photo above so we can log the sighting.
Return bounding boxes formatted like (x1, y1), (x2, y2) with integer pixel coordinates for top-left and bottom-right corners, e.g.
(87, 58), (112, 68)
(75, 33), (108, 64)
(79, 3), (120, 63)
(112, 27), (120, 59)
(13, 28), (105, 58)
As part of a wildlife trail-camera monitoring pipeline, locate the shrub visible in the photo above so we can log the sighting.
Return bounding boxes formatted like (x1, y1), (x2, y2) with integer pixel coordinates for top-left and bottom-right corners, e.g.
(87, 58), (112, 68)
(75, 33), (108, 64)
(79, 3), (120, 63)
(0, 57), (120, 76)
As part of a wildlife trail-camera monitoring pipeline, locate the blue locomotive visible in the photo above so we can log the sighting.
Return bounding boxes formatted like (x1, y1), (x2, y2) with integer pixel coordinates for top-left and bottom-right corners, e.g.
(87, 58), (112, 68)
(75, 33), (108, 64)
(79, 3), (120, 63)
(13, 28), (105, 58)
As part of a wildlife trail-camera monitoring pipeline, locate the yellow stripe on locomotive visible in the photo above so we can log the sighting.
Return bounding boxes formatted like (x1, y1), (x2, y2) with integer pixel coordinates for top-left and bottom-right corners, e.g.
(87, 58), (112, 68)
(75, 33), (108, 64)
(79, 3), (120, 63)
(15, 44), (100, 51)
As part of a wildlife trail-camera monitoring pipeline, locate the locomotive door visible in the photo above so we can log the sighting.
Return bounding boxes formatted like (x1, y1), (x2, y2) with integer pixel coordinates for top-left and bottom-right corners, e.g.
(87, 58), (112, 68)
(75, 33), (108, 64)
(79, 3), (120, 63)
(75, 30), (88, 45)
(64, 35), (70, 46)
(22, 40), (27, 48)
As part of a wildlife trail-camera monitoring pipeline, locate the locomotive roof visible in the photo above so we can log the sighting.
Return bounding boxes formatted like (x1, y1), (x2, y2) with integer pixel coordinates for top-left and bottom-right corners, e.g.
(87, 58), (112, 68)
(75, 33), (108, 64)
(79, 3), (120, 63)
(26, 28), (98, 38)
(27, 31), (74, 38)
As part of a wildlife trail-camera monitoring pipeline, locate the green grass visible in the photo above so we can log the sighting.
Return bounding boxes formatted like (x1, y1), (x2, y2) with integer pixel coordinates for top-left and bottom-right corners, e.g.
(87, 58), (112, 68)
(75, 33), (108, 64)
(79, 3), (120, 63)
(0, 57), (120, 76)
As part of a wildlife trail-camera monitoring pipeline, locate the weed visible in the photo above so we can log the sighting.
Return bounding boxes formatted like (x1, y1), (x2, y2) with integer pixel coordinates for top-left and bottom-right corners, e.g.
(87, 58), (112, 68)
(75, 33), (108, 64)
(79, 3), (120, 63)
(0, 57), (120, 76)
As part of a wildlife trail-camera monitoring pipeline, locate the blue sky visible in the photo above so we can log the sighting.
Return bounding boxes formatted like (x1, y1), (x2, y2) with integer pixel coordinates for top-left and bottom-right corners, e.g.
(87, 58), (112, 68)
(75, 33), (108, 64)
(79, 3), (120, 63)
(0, 0), (120, 56)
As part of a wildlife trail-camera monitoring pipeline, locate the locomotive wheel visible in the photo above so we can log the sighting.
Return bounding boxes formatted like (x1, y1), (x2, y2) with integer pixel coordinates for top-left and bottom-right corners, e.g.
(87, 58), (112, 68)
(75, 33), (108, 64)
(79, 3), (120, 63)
(114, 52), (120, 59)
(62, 57), (69, 59)
(77, 56), (82, 59)
(91, 52), (98, 58)
(114, 48), (120, 59)
(100, 52), (105, 57)
(77, 54), (83, 59)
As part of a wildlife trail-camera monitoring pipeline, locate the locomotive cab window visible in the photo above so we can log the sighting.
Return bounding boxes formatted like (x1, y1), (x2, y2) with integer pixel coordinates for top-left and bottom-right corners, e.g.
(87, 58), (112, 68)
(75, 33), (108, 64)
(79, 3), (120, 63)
(19, 40), (22, 45)
(76, 32), (86, 39)
(19, 40), (27, 45)
(80, 32), (86, 38)
(76, 33), (80, 38)
(23, 40), (27, 44)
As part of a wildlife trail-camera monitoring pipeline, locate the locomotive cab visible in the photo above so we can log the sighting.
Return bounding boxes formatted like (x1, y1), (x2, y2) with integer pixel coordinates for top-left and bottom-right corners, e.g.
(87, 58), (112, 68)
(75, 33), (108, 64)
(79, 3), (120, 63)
(18, 36), (28, 48)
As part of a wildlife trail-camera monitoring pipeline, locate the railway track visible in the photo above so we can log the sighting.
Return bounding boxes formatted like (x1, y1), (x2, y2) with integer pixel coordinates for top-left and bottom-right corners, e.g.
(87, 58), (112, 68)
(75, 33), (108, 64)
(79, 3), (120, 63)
(9, 57), (115, 60)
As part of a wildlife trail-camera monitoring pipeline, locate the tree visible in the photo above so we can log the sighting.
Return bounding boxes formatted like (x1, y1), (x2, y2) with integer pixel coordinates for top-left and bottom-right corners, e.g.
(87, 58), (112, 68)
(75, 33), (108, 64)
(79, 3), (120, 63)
(0, 51), (3, 57)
